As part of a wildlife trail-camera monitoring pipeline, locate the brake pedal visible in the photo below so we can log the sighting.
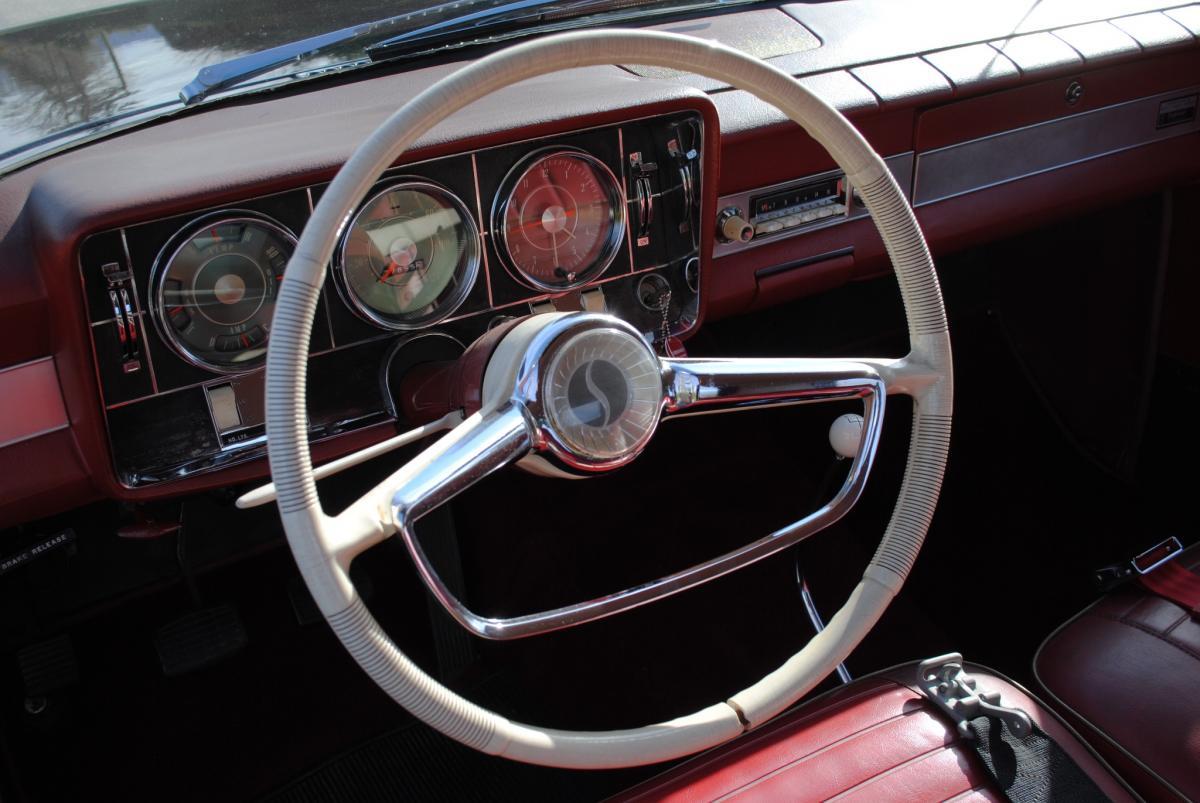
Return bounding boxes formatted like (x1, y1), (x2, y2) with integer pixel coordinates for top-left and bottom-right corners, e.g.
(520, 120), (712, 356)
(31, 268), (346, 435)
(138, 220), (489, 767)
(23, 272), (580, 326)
(154, 604), (247, 677)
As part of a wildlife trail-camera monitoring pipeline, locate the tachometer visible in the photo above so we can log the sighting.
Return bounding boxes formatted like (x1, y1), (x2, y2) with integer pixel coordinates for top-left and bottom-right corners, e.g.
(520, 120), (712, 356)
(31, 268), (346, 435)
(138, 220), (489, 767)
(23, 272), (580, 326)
(336, 181), (480, 330)
(151, 214), (295, 373)
(493, 149), (626, 291)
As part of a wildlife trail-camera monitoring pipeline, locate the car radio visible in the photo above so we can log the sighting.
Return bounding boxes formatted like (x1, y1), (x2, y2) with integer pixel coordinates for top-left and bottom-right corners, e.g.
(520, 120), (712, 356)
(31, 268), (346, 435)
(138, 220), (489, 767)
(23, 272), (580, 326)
(713, 153), (914, 258)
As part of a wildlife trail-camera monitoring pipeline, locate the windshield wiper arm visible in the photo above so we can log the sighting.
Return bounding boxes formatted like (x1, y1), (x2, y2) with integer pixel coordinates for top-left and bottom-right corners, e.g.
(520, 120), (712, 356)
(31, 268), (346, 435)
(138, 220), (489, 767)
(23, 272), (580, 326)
(365, 0), (636, 56)
(180, 20), (386, 105)
(182, 0), (754, 106)
(178, 2), (505, 106)
(179, 0), (612, 106)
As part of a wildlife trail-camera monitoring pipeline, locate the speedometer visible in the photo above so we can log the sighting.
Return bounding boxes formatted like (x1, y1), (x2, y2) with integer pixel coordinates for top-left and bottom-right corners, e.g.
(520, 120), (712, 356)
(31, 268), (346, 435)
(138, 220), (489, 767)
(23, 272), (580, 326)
(336, 181), (480, 330)
(493, 149), (626, 292)
(151, 214), (295, 373)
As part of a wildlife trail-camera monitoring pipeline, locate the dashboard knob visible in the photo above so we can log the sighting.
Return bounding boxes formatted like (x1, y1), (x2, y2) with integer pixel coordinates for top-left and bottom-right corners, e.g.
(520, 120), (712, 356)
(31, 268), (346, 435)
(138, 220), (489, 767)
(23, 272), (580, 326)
(717, 207), (753, 243)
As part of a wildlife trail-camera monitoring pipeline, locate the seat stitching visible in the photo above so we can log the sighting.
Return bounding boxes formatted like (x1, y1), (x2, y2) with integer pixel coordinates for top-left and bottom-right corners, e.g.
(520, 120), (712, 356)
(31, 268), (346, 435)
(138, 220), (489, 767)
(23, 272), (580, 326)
(823, 742), (967, 802)
(1098, 611), (1200, 663)
(1163, 610), (1190, 636)
(715, 707), (938, 802)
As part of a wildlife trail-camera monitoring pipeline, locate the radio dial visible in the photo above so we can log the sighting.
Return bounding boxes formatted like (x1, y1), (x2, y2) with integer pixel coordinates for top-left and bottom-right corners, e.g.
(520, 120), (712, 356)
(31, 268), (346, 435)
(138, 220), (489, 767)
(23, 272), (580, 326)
(717, 207), (753, 243)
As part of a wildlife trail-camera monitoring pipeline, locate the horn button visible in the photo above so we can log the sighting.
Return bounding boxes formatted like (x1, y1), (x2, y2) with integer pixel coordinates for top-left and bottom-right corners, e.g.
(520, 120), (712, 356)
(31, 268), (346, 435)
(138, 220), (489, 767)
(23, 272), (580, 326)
(539, 325), (663, 466)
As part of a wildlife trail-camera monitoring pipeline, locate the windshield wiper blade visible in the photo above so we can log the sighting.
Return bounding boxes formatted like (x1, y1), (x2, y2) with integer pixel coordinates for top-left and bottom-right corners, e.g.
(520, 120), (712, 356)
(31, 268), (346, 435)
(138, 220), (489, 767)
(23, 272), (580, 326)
(182, 0), (753, 106)
(366, 0), (632, 56)
(179, 0), (613, 106)
(366, 0), (752, 60)
(181, 21), (382, 105)
(180, 16), (439, 106)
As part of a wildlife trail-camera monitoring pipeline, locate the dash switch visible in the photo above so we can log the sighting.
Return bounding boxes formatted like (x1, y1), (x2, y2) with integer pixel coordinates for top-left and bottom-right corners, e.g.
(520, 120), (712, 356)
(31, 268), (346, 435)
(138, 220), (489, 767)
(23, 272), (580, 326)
(207, 384), (241, 432)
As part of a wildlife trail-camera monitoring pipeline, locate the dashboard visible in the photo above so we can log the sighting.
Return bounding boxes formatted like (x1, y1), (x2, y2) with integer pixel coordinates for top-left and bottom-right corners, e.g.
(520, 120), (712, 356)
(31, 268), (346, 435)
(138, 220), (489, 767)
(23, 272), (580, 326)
(1, 0), (1199, 528)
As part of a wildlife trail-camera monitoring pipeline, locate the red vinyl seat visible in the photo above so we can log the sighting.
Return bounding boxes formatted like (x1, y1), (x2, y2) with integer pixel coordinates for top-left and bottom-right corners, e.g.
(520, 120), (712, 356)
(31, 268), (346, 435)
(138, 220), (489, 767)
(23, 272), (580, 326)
(1036, 542), (1200, 802)
(615, 663), (1131, 802)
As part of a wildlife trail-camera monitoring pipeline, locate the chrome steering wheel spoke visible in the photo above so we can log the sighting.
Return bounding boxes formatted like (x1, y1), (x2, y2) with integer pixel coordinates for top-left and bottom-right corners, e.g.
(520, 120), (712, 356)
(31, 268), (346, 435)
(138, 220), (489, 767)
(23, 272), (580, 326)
(332, 406), (531, 567)
(663, 356), (889, 417)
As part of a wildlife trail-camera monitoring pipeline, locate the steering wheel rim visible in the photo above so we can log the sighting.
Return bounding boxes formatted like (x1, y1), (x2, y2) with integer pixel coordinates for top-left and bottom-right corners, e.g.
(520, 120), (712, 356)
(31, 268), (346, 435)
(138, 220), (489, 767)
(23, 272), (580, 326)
(266, 29), (952, 769)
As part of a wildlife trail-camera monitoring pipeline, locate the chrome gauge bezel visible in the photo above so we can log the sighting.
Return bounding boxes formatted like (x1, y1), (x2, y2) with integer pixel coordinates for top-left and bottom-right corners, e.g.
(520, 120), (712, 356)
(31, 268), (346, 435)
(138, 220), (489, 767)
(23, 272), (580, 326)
(491, 147), (628, 293)
(334, 179), (482, 331)
(150, 211), (298, 375)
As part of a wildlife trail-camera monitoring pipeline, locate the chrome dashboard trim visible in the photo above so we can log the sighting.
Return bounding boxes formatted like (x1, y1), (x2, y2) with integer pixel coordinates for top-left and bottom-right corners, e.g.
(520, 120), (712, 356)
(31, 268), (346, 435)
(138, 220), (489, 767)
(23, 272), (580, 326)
(913, 86), (1200, 206)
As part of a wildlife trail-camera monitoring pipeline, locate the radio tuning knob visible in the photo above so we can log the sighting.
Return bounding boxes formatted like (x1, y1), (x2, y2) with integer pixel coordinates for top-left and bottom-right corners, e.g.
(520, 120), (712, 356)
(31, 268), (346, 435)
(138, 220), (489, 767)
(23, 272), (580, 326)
(716, 207), (754, 243)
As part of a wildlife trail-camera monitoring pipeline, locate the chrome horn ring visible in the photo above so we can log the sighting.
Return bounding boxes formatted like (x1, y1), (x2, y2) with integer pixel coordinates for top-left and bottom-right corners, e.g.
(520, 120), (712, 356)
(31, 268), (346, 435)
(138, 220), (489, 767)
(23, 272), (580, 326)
(389, 310), (890, 640)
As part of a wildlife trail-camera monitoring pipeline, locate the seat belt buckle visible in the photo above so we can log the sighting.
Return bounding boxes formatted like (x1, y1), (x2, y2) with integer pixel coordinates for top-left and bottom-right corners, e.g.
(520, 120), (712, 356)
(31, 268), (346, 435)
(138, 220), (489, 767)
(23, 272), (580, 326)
(916, 653), (1033, 741)
(1094, 536), (1184, 592)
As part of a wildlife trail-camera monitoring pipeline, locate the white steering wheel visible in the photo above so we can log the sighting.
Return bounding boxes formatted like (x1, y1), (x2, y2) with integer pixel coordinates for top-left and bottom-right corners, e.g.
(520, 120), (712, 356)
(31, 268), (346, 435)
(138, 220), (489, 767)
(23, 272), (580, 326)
(265, 29), (952, 769)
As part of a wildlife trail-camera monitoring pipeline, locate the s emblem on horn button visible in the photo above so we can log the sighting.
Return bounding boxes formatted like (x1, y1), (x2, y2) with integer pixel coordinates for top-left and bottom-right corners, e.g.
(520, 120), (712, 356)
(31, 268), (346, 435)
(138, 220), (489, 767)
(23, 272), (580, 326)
(542, 327), (663, 464)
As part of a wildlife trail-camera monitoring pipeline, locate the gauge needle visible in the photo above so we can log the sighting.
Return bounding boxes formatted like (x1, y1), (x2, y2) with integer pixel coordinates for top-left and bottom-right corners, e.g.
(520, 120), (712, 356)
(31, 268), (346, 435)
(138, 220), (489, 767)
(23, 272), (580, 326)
(377, 259), (400, 283)
(516, 209), (576, 231)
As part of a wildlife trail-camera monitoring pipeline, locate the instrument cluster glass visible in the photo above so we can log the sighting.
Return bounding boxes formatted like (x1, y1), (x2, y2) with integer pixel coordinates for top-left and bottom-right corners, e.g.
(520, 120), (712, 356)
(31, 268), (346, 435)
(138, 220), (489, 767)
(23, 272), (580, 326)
(493, 149), (626, 292)
(335, 181), (481, 330)
(151, 214), (295, 373)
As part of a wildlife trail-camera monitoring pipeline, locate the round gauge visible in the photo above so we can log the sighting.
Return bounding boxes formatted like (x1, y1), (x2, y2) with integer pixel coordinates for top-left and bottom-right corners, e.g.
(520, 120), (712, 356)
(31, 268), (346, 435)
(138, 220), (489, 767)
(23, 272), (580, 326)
(494, 149), (626, 291)
(151, 214), (295, 373)
(336, 181), (480, 330)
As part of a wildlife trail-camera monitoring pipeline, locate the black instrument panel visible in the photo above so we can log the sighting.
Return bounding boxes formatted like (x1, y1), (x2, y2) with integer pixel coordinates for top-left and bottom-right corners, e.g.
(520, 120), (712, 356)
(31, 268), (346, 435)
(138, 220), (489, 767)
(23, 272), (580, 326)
(78, 111), (705, 487)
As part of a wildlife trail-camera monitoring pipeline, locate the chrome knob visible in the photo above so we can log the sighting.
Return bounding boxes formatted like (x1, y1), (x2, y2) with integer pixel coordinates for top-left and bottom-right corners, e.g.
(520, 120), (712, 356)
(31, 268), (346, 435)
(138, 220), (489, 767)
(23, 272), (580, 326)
(717, 207), (753, 243)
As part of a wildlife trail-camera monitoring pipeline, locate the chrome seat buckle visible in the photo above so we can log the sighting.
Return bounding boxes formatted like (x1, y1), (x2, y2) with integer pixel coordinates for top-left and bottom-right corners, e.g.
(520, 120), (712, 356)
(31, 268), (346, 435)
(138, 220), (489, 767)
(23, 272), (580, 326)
(916, 653), (1033, 741)
(1095, 536), (1184, 591)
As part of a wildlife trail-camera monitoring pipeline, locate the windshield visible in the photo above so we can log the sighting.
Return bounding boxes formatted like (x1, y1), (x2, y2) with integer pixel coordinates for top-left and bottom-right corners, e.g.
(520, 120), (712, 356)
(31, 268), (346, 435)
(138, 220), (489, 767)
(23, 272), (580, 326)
(0, 0), (527, 164)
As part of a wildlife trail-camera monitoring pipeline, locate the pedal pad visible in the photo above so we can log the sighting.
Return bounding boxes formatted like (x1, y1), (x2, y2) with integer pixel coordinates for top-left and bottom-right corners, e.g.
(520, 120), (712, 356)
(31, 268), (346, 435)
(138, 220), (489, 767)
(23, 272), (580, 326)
(154, 604), (247, 677)
(18, 634), (79, 696)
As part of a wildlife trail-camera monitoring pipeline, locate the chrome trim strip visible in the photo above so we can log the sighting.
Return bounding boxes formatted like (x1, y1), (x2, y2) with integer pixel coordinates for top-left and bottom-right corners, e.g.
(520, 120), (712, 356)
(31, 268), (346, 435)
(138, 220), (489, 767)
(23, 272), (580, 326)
(309, 186), (339, 350)
(0, 355), (54, 374)
(618, 126), (638, 272)
(0, 357), (71, 450)
(0, 423), (71, 450)
(470, 153), (495, 308)
(914, 86), (1200, 206)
